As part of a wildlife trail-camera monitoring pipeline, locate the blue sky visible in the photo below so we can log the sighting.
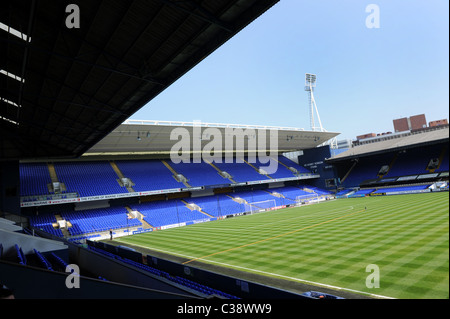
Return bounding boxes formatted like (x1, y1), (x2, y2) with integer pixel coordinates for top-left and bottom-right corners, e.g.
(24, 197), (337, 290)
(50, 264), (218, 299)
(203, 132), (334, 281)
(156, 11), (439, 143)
(130, 0), (449, 141)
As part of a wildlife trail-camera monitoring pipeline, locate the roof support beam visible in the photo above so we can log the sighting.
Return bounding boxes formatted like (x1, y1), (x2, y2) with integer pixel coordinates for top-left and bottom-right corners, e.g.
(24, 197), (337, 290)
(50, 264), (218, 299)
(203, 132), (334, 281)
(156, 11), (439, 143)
(1, 36), (165, 86)
(156, 0), (234, 33)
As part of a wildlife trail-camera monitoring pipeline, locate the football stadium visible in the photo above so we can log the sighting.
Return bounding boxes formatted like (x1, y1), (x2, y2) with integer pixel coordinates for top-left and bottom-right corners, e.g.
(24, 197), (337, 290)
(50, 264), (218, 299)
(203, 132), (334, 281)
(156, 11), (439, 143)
(0, 0), (448, 303)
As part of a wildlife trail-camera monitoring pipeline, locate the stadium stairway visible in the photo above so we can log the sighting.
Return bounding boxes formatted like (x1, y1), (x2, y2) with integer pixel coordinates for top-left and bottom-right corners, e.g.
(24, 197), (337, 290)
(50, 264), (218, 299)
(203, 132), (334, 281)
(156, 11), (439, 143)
(300, 186), (316, 194)
(125, 206), (153, 229)
(377, 153), (398, 178)
(47, 163), (58, 184)
(181, 200), (214, 218)
(204, 160), (237, 183)
(243, 158), (272, 179)
(274, 157), (295, 174)
(110, 161), (135, 192)
(161, 160), (191, 188)
(54, 214), (71, 237)
(226, 194), (246, 204)
(226, 193), (267, 211)
(264, 189), (285, 200)
(428, 145), (448, 173)
(47, 163), (67, 193)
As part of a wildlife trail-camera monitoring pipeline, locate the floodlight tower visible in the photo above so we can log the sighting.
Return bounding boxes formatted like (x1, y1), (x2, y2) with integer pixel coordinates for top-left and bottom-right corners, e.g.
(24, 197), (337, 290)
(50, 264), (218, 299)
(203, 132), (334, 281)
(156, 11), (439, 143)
(304, 73), (337, 148)
(305, 73), (324, 132)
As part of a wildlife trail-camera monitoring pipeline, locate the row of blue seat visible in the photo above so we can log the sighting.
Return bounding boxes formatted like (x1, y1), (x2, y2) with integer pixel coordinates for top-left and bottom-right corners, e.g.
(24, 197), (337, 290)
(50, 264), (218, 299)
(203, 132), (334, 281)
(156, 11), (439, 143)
(342, 145), (448, 187)
(88, 246), (239, 299)
(10, 244), (66, 273)
(348, 184), (432, 197)
(61, 207), (141, 236)
(48, 252), (69, 271)
(20, 157), (311, 198)
(33, 249), (53, 271)
(15, 244), (27, 265)
(20, 163), (52, 196)
(30, 185), (331, 238)
(173, 276), (238, 299)
(373, 184), (431, 194)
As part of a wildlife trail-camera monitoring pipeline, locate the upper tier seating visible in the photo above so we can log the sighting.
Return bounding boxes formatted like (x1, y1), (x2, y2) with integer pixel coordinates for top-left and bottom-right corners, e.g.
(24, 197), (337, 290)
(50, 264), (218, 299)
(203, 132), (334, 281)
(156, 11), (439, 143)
(20, 163), (53, 197)
(385, 152), (431, 177)
(169, 161), (230, 187)
(276, 156), (311, 174)
(250, 157), (301, 179)
(116, 160), (184, 191)
(212, 159), (270, 183)
(54, 161), (128, 197)
(341, 145), (448, 188)
(20, 157), (311, 198)
(436, 149), (449, 172)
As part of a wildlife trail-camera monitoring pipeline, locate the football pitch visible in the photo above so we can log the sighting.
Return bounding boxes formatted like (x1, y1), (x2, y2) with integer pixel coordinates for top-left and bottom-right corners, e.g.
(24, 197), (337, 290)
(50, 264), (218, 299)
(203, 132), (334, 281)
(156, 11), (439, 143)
(116, 192), (449, 299)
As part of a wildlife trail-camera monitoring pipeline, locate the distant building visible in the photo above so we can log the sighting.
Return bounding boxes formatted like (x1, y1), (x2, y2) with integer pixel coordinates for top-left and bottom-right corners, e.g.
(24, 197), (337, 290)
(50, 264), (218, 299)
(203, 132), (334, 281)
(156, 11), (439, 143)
(393, 117), (409, 132)
(409, 114), (427, 130)
(337, 139), (352, 149)
(393, 114), (427, 132)
(356, 133), (376, 140)
(429, 119), (448, 127)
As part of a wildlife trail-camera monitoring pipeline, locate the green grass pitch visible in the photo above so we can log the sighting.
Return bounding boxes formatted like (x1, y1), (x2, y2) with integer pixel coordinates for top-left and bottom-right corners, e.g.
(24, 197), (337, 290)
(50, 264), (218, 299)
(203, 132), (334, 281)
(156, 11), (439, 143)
(116, 192), (449, 299)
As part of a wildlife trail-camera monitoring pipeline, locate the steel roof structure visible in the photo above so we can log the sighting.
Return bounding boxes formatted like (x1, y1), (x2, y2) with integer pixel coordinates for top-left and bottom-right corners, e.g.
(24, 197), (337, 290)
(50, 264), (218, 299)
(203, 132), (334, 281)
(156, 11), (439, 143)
(0, 0), (280, 161)
(82, 119), (339, 158)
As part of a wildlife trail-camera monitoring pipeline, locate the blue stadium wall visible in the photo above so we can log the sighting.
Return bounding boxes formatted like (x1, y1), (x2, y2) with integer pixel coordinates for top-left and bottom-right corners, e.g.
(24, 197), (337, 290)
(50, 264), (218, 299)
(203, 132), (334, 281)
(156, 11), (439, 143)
(297, 145), (339, 191)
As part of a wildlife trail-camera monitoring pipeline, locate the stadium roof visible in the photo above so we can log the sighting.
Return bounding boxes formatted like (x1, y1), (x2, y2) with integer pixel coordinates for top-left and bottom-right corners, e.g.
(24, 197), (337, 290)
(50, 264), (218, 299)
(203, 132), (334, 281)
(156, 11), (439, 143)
(83, 119), (340, 158)
(0, 0), (279, 161)
(328, 126), (449, 162)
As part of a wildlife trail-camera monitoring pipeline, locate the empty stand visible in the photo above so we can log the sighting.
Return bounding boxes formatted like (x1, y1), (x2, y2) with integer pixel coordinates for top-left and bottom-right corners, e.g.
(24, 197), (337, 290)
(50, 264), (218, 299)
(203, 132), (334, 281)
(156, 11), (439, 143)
(386, 151), (430, 177)
(231, 189), (284, 207)
(268, 186), (312, 202)
(435, 146), (449, 172)
(29, 214), (64, 237)
(61, 207), (141, 236)
(372, 184), (431, 194)
(213, 158), (270, 183)
(19, 156), (312, 202)
(187, 194), (245, 217)
(170, 161), (230, 187)
(340, 144), (449, 188)
(54, 161), (128, 197)
(116, 160), (184, 192)
(276, 156), (311, 175)
(250, 157), (298, 179)
(20, 163), (52, 197)
(129, 199), (209, 228)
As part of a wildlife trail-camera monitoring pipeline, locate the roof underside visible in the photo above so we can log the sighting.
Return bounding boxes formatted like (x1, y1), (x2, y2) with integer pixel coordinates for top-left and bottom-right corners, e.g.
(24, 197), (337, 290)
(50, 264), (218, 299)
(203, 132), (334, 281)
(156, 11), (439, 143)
(82, 121), (339, 158)
(0, 0), (279, 161)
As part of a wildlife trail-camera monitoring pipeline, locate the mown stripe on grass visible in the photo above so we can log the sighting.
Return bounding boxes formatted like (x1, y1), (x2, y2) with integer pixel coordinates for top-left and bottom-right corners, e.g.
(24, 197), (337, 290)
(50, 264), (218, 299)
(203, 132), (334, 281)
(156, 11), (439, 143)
(116, 192), (448, 299)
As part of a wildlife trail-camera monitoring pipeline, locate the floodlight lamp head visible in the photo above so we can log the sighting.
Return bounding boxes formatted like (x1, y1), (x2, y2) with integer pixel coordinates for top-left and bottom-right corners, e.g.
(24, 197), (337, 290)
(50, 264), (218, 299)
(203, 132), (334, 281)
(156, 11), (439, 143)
(305, 73), (316, 91)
